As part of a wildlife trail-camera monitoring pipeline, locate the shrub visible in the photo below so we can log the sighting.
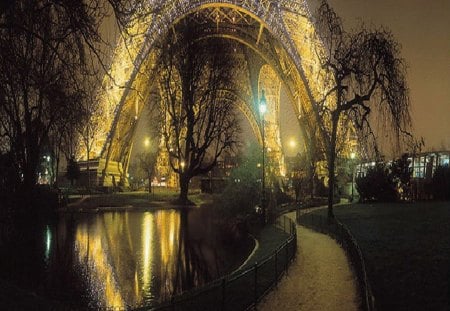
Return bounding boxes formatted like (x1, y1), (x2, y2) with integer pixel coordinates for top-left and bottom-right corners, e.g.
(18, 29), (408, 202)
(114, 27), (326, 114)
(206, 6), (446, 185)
(390, 153), (412, 200)
(356, 163), (398, 202)
(431, 165), (450, 200)
(65, 157), (80, 186)
(212, 146), (262, 221)
(273, 177), (293, 205)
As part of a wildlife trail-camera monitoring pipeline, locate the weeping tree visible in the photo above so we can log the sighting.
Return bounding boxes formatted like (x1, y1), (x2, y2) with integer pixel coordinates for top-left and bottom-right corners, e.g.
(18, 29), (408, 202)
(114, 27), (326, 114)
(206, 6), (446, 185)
(313, 1), (411, 218)
(157, 25), (241, 205)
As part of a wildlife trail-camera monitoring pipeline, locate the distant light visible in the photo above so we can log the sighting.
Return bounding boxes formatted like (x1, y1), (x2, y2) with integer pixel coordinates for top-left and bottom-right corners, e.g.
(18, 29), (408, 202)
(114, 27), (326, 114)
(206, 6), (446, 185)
(289, 140), (296, 148)
(259, 103), (266, 115)
(350, 152), (356, 159)
(144, 138), (150, 147)
(259, 89), (267, 115)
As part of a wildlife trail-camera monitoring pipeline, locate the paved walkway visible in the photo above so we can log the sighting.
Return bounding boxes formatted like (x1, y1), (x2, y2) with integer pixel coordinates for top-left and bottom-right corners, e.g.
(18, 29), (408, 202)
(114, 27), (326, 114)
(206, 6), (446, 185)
(258, 212), (359, 311)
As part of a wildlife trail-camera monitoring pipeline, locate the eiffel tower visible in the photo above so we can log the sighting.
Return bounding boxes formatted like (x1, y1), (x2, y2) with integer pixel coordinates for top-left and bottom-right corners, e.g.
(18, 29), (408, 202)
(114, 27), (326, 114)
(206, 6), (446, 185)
(81, 0), (346, 187)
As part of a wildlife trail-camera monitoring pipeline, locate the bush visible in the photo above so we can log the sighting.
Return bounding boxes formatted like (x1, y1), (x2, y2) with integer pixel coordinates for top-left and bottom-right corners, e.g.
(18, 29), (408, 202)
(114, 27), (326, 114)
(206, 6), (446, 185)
(390, 153), (411, 200)
(65, 157), (80, 186)
(214, 171), (260, 220)
(431, 165), (450, 200)
(356, 163), (398, 202)
(273, 177), (293, 205)
(213, 147), (262, 221)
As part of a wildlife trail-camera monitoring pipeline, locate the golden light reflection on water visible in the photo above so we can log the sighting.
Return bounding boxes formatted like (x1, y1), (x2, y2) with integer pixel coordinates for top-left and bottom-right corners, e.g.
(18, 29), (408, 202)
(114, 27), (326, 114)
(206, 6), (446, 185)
(141, 212), (153, 291)
(74, 210), (184, 309)
(75, 222), (125, 309)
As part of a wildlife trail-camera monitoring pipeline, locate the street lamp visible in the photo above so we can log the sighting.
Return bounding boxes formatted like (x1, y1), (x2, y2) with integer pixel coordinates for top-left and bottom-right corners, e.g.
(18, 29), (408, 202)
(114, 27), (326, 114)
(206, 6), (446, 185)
(289, 139), (296, 149)
(259, 89), (267, 223)
(144, 138), (151, 193)
(350, 152), (356, 202)
(144, 137), (150, 148)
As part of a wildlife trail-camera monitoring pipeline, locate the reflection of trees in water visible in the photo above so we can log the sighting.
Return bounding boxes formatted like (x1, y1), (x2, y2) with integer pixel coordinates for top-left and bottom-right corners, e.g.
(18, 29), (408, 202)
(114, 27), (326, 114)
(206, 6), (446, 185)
(171, 209), (214, 295)
(0, 209), (243, 309)
(49, 215), (86, 304)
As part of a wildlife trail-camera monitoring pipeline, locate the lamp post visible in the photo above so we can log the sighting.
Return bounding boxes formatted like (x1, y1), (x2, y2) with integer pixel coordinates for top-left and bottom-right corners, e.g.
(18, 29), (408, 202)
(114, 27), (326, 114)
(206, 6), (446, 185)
(144, 137), (151, 193)
(259, 90), (267, 223)
(350, 152), (356, 202)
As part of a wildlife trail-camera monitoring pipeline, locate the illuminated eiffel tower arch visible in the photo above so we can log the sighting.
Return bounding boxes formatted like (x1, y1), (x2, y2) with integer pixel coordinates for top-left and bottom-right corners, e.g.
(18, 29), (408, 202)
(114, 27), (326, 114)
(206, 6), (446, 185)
(86, 0), (337, 187)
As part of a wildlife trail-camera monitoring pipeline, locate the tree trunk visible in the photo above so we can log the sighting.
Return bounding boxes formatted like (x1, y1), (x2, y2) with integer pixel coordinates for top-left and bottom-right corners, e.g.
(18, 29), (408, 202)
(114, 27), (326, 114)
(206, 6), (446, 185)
(87, 147), (90, 191)
(179, 173), (190, 205)
(310, 163), (315, 199)
(23, 148), (39, 193)
(327, 115), (339, 219)
(23, 165), (37, 193)
(55, 155), (60, 187)
(148, 171), (152, 193)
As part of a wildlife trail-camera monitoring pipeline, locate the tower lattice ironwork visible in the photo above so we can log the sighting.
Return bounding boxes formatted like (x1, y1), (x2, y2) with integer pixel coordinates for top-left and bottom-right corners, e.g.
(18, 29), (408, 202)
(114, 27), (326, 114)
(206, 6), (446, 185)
(80, 0), (353, 187)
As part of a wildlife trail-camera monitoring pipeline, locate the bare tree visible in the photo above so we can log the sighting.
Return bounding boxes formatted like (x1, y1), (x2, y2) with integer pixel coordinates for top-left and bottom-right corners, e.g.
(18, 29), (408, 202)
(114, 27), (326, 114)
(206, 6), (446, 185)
(157, 25), (241, 205)
(0, 1), (113, 194)
(313, 1), (411, 218)
(75, 79), (104, 190)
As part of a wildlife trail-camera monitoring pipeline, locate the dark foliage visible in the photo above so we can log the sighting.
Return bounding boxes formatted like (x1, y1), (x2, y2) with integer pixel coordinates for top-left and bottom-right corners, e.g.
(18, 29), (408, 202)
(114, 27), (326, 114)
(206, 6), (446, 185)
(214, 148), (261, 221)
(390, 153), (412, 200)
(0, 152), (19, 193)
(356, 163), (398, 202)
(431, 165), (450, 200)
(65, 157), (80, 186)
(273, 178), (293, 206)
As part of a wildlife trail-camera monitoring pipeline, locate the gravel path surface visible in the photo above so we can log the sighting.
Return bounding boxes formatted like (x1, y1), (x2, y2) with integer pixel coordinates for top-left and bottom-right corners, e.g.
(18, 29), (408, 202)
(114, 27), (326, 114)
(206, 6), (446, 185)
(258, 212), (359, 311)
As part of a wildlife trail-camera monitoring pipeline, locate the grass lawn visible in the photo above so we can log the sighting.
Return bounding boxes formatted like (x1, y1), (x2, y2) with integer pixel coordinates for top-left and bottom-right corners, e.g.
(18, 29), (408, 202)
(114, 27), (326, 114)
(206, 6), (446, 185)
(312, 201), (450, 311)
(239, 225), (290, 270)
(67, 189), (211, 209)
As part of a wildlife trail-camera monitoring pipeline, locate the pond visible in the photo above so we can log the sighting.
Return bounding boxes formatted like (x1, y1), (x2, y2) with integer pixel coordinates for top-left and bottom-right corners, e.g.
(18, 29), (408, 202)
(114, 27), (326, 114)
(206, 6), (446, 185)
(0, 208), (252, 309)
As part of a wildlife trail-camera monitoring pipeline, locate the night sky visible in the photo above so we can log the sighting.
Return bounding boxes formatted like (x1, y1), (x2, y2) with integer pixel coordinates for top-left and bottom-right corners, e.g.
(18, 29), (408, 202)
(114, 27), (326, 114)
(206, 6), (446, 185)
(308, 0), (450, 150)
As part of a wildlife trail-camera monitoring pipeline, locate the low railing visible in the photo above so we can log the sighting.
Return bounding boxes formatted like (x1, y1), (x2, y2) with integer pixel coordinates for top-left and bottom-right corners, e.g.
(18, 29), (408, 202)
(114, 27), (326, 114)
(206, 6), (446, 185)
(139, 215), (297, 311)
(296, 212), (376, 311)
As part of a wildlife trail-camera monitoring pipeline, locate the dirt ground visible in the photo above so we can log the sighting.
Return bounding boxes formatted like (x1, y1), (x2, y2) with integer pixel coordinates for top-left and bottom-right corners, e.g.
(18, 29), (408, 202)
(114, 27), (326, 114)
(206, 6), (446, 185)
(258, 212), (359, 311)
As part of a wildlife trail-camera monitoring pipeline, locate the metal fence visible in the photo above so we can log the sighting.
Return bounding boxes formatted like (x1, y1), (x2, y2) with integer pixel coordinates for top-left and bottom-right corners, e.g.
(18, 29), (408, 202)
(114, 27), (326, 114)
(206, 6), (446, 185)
(296, 212), (376, 311)
(140, 215), (297, 311)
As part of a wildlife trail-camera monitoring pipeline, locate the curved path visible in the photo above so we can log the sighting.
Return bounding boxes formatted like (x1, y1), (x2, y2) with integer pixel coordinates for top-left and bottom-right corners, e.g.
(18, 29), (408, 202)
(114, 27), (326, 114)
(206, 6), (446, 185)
(258, 212), (359, 311)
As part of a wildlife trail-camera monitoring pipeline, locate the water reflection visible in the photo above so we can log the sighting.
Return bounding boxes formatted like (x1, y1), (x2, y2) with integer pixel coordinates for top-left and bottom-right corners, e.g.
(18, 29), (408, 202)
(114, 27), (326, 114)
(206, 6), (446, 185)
(0, 208), (248, 309)
(44, 225), (52, 263)
(75, 216), (126, 309)
(67, 209), (235, 309)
